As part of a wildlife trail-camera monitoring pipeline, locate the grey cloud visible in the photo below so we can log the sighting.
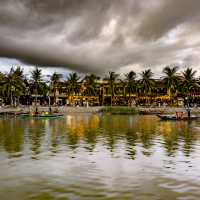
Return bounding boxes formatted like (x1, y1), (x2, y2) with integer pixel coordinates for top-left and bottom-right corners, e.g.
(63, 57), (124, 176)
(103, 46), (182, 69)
(0, 0), (200, 74)
(136, 0), (200, 40)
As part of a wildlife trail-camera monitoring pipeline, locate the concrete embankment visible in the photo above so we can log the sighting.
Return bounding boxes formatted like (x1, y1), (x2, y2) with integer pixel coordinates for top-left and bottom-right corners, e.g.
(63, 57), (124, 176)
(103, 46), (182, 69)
(0, 106), (102, 114)
(0, 106), (200, 115)
(138, 107), (200, 114)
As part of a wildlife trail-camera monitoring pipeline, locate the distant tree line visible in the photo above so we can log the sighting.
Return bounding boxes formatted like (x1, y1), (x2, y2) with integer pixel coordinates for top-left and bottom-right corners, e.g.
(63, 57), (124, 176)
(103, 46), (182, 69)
(0, 66), (199, 106)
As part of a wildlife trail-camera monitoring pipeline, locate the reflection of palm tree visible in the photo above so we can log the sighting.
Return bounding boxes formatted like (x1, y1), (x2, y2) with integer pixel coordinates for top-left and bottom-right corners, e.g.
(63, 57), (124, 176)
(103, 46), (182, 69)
(163, 66), (179, 99)
(140, 132), (154, 152)
(29, 120), (45, 156)
(162, 130), (179, 156)
(181, 127), (196, 157)
(125, 131), (138, 160)
(0, 119), (24, 154)
(67, 132), (79, 150)
(105, 72), (119, 106)
(84, 130), (98, 152)
(139, 69), (154, 96)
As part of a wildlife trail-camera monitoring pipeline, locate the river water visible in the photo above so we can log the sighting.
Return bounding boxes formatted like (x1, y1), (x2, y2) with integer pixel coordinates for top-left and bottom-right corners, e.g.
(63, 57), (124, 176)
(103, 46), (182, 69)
(0, 114), (200, 200)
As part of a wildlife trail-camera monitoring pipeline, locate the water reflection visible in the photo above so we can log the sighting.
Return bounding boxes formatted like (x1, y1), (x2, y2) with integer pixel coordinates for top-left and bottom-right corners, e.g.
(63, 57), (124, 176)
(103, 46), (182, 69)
(0, 114), (200, 200)
(0, 114), (199, 159)
(157, 121), (198, 157)
(0, 118), (24, 156)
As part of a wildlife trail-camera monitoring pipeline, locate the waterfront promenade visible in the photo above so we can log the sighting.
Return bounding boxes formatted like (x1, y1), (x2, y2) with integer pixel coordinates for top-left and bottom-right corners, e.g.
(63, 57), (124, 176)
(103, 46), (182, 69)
(1, 106), (200, 114)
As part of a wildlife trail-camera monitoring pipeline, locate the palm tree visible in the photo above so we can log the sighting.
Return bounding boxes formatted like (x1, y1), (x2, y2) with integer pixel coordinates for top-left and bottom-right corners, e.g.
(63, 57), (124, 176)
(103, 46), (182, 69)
(67, 72), (80, 95)
(181, 68), (199, 105)
(0, 72), (5, 100)
(30, 67), (43, 106)
(125, 71), (137, 97)
(50, 72), (62, 105)
(12, 67), (26, 106)
(83, 74), (100, 96)
(163, 66), (179, 99)
(23, 78), (32, 105)
(1, 67), (25, 106)
(139, 69), (154, 96)
(119, 79), (127, 98)
(105, 72), (119, 106)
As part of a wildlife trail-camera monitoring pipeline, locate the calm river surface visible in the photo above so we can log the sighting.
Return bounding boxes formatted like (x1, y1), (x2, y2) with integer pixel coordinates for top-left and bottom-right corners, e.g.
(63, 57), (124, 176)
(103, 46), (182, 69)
(0, 114), (200, 200)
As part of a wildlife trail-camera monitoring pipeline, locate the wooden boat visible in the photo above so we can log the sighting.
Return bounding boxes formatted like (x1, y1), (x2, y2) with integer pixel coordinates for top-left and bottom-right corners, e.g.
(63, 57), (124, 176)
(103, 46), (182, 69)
(0, 111), (29, 117)
(17, 113), (64, 119)
(157, 114), (200, 121)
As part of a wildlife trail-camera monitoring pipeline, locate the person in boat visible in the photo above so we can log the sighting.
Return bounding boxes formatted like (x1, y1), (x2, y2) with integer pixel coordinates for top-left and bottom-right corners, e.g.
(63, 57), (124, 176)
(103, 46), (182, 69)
(186, 106), (191, 119)
(34, 107), (39, 116)
(176, 111), (184, 119)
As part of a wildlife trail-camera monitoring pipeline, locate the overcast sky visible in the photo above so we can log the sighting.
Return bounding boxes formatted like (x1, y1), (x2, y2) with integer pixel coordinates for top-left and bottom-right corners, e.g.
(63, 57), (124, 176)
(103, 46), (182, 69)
(0, 0), (200, 77)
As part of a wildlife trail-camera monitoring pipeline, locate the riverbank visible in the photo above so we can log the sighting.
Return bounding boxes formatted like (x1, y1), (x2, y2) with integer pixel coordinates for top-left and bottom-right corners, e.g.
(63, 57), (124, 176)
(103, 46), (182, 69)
(101, 106), (200, 115)
(1, 106), (200, 115)
(0, 106), (102, 114)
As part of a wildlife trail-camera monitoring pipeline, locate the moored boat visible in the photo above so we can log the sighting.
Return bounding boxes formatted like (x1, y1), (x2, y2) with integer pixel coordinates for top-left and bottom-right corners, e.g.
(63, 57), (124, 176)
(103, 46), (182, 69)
(157, 114), (200, 121)
(17, 113), (64, 119)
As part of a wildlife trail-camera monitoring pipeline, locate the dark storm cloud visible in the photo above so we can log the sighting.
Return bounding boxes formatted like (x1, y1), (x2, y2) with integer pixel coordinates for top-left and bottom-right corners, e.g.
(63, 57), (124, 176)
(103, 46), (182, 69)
(136, 0), (200, 40)
(0, 0), (200, 74)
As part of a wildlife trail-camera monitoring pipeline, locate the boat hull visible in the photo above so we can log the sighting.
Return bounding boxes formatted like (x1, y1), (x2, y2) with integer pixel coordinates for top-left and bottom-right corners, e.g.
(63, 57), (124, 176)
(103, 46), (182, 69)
(17, 113), (64, 119)
(157, 114), (200, 121)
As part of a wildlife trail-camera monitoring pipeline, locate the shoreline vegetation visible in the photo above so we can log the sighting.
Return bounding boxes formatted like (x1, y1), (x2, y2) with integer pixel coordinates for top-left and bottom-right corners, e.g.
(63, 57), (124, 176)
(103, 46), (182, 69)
(0, 66), (200, 109)
(100, 106), (137, 114)
(0, 106), (200, 115)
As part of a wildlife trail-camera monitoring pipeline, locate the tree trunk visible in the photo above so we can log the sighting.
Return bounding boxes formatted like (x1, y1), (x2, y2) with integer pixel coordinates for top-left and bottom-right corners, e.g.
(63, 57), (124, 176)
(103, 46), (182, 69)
(35, 92), (38, 112)
(101, 87), (104, 106)
(10, 90), (13, 107)
(53, 91), (56, 105)
(111, 85), (114, 107)
(14, 97), (17, 107)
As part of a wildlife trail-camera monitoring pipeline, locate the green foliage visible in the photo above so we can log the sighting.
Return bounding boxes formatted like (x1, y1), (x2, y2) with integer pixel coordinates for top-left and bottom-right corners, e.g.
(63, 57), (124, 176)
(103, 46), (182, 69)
(180, 68), (199, 95)
(125, 71), (137, 97)
(31, 67), (42, 83)
(66, 72), (80, 95)
(100, 106), (137, 114)
(104, 72), (119, 106)
(0, 67), (25, 106)
(163, 66), (179, 98)
(105, 72), (119, 96)
(83, 74), (100, 96)
(30, 67), (45, 95)
(0, 65), (199, 106)
(50, 72), (62, 104)
(139, 69), (155, 95)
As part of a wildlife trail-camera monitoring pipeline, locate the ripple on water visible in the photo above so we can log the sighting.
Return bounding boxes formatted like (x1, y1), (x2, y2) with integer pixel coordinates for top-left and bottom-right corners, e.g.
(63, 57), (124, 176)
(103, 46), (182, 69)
(0, 115), (200, 199)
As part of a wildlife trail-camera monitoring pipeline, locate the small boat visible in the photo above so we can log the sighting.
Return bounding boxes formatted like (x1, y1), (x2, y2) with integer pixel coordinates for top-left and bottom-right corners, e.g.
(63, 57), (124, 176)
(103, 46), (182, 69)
(0, 111), (29, 117)
(0, 111), (17, 116)
(157, 114), (200, 121)
(17, 113), (64, 119)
